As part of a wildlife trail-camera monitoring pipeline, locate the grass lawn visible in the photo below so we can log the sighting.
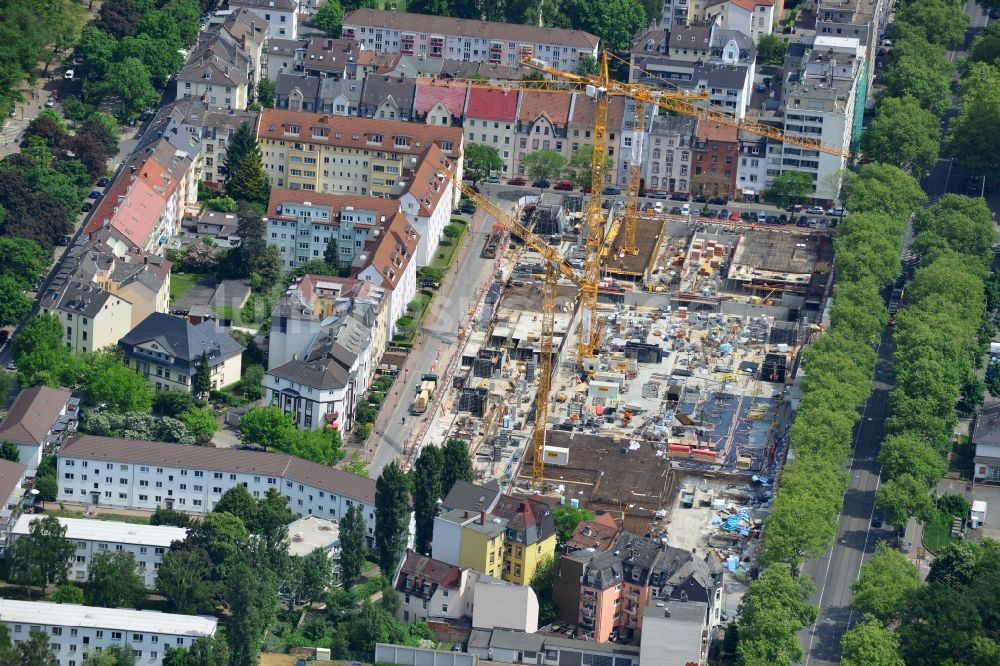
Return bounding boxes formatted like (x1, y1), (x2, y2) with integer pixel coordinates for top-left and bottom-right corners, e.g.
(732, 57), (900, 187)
(44, 508), (150, 525)
(429, 220), (467, 272)
(170, 272), (206, 302)
(923, 511), (958, 552)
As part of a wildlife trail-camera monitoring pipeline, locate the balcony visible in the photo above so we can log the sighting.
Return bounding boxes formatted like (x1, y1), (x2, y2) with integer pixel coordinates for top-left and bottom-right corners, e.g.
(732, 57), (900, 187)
(583, 590), (597, 600)
(581, 605), (595, 619)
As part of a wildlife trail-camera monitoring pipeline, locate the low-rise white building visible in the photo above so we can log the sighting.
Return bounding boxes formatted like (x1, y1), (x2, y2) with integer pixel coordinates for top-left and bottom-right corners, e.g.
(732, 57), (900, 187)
(0, 387), (75, 472)
(398, 145), (454, 267)
(0, 599), (217, 666)
(11, 516), (187, 588)
(0, 458), (28, 554)
(56, 435), (379, 547)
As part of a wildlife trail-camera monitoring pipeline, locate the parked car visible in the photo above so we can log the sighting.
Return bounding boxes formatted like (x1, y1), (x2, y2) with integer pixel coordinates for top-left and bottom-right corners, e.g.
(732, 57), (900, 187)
(873, 515), (883, 528)
(64, 69), (75, 80)
(88, 190), (102, 199)
(508, 177), (527, 186)
(81, 201), (93, 212)
(579, 185), (592, 193)
(827, 206), (847, 217)
(653, 201), (664, 213)
(709, 196), (727, 205)
(717, 209), (728, 220)
(806, 205), (825, 215)
(485, 175), (500, 183)
(796, 216), (810, 227)
(97, 177), (110, 187)
(729, 210), (741, 221)
(532, 179), (550, 189)
(670, 192), (690, 201)
(778, 213), (788, 223)
(670, 206), (682, 214)
(649, 190), (668, 199)
(681, 203), (691, 215)
(748, 212), (758, 222)
(44, 97), (55, 108)
(765, 215), (779, 224)
(602, 186), (622, 196)
(553, 180), (574, 190)
(6, 360), (15, 370)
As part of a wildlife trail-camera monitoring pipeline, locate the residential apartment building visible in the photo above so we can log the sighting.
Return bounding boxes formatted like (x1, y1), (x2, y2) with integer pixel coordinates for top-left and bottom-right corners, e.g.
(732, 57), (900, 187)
(275, 74), (363, 116)
(0, 458), (28, 554)
(0, 599), (217, 666)
(398, 145), (454, 267)
(39, 280), (132, 355)
(265, 189), (404, 269)
(513, 91), (572, 177)
(643, 115), (695, 194)
(354, 212), (420, 331)
(263, 37), (305, 80)
(265, 306), (377, 430)
(359, 75), (416, 121)
(56, 435), (380, 545)
(463, 87), (518, 176)
(662, 0), (692, 30)
(0, 387), (75, 472)
(413, 83), (467, 126)
(553, 532), (722, 643)
(12, 516), (187, 588)
(639, 599), (714, 666)
(269, 273), (388, 372)
(341, 9), (599, 72)
(256, 109), (464, 197)
(394, 550), (539, 632)
(176, 34), (254, 111)
(815, 0), (889, 88)
(161, 98), (259, 188)
(229, 0), (300, 38)
(118, 313), (244, 393)
(691, 121), (740, 198)
(736, 130), (769, 202)
(298, 37), (362, 79)
(432, 489), (556, 587)
(779, 42), (864, 201)
(702, 0), (777, 42)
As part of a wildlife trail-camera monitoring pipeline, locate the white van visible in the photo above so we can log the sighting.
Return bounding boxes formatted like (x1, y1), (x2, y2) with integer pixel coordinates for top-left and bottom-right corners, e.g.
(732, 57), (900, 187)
(681, 203), (691, 216)
(653, 201), (664, 214)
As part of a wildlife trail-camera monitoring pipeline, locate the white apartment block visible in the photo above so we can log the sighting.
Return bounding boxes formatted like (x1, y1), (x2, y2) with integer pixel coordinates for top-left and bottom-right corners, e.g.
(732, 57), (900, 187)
(56, 435), (379, 547)
(341, 9), (599, 71)
(0, 599), (217, 666)
(779, 42), (863, 202)
(11, 516), (187, 589)
(228, 0), (300, 39)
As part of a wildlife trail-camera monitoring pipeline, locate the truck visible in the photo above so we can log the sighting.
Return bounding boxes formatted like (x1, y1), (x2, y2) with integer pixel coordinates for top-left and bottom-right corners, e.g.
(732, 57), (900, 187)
(411, 374), (439, 414)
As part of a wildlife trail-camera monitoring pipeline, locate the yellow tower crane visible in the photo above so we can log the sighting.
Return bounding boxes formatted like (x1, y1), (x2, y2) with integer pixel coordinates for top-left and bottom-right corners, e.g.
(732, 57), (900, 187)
(433, 161), (580, 489)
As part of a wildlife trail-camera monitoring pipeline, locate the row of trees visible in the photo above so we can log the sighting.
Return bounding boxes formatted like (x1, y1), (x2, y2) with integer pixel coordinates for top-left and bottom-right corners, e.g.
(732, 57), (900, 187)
(465, 144), (613, 191)
(734, 164), (925, 665)
(411, 438), (475, 554)
(0, 0), (86, 119)
(874, 197), (993, 528)
(238, 405), (346, 465)
(74, 0), (201, 120)
(0, 237), (49, 327)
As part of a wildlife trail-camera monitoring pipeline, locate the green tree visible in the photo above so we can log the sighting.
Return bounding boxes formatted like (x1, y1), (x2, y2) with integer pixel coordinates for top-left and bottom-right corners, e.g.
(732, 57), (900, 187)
(323, 237), (341, 274)
(851, 543), (922, 624)
(898, 584), (982, 665)
(82, 645), (136, 665)
(881, 36), (953, 117)
(254, 487), (297, 555)
(189, 512), (250, 578)
(0, 440), (20, 462)
(297, 547), (334, 604)
(375, 461), (409, 575)
(13, 630), (59, 666)
(559, 0), (646, 51)
(522, 149), (568, 185)
(876, 473), (936, 527)
(735, 564), (817, 666)
(946, 62), (1000, 177)
(13, 313), (71, 387)
(441, 438), (474, 497)
(967, 21), (1000, 65)
(85, 551), (146, 608)
(162, 636), (228, 666)
(861, 96), (941, 177)
(315, 0), (345, 38)
(566, 145), (612, 190)
(464, 143), (504, 185)
(97, 57), (158, 121)
(9, 515), (75, 588)
(757, 34), (788, 65)
(896, 0), (968, 47)
(213, 485), (258, 527)
(529, 554), (558, 625)
(224, 559), (277, 666)
(229, 149), (272, 207)
(927, 541), (980, 589)
(239, 405), (295, 449)
(86, 364), (155, 413)
(151, 507), (193, 527)
(52, 582), (84, 604)
(193, 350), (211, 398)
(339, 503), (368, 589)
(222, 123), (258, 187)
(256, 77), (276, 108)
(179, 408), (218, 445)
(412, 445), (444, 554)
(154, 390), (197, 418)
(157, 548), (216, 614)
(551, 506), (596, 548)
(34, 475), (58, 503)
(769, 170), (814, 208)
(844, 163), (927, 222)
(878, 433), (947, 488)
(0, 236), (49, 288)
(840, 620), (904, 666)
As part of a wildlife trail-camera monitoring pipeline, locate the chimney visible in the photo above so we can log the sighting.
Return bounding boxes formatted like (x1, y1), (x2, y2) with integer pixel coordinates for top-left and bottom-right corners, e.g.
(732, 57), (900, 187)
(479, 511), (486, 525)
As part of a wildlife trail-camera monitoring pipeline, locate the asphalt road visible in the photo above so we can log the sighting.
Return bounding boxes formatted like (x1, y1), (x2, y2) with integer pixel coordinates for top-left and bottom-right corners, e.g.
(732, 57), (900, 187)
(366, 206), (499, 475)
(801, 327), (897, 665)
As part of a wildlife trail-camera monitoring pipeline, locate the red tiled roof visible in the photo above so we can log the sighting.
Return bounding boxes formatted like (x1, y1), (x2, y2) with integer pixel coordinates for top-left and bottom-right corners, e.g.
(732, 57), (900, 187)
(85, 159), (176, 248)
(696, 121), (740, 143)
(362, 211), (420, 290)
(518, 90), (572, 127)
(414, 83), (468, 118)
(466, 87), (519, 122)
(395, 550), (462, 599)
(566, 513), (621, 552)
(403, 145), (453, 217)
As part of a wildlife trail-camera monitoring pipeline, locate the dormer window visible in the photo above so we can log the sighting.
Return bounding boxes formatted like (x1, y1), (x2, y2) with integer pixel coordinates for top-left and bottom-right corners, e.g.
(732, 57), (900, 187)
(394, 136), (410, 148)
(285, 125), (301, 136)
(369, 133), (383, 144)
(312, 127), (328, 139)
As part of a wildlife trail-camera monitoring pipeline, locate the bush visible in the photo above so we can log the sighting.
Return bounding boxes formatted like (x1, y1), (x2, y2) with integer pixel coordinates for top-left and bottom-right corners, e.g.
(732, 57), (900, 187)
(396, 316), (415, 330)
(355, 423), (373, 441)
(937, 494), (971, 518)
